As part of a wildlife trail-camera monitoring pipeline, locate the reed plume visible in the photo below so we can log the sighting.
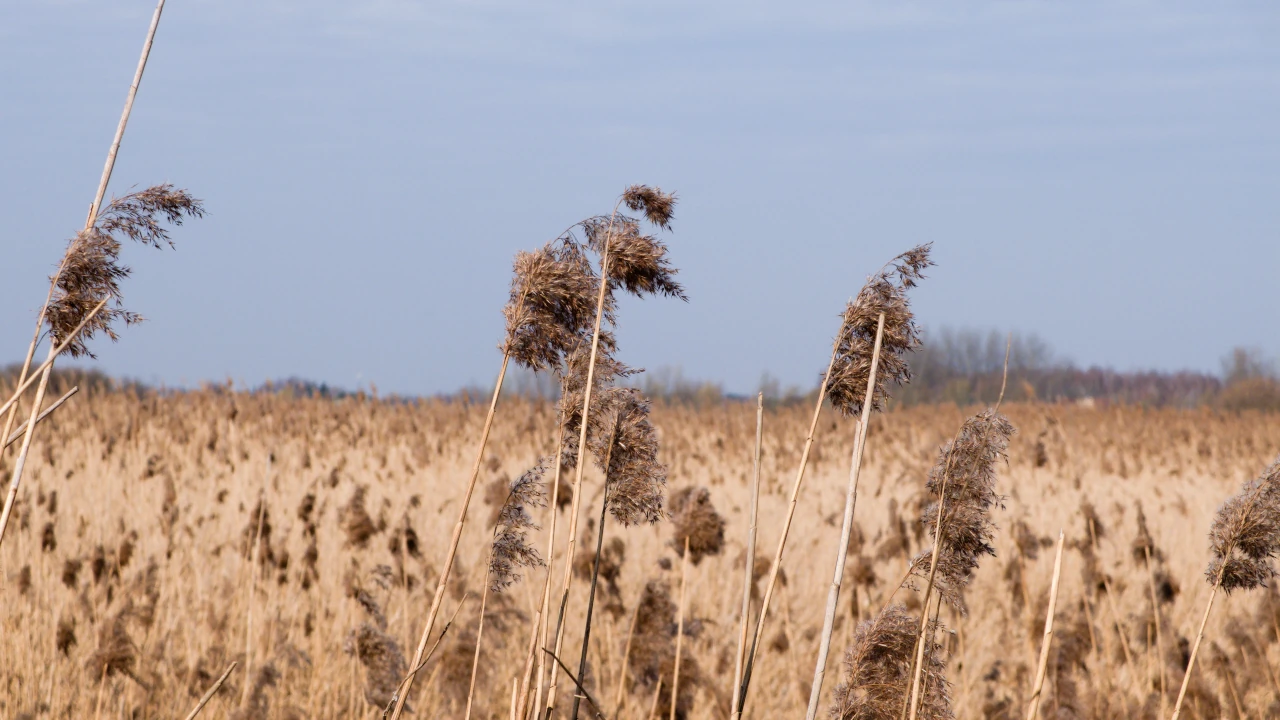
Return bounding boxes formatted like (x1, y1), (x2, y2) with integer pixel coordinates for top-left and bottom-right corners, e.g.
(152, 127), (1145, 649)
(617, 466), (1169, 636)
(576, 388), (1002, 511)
(394, 229), (599, 720)
(667, 486), (724, 720)
(1172, 453), (1280, 719)
(344, 623), (409, 710)
(905, 408), (1015, 720)
(744, 246), (931, 717)
(828, 605), (952, 720)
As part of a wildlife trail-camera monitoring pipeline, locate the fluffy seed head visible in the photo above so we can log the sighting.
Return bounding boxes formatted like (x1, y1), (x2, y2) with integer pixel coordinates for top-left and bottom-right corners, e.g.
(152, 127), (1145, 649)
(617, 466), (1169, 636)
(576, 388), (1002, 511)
(585, 214), (687, 301)
(829, 604), (953, 720)
(1207, 454), (1280, 593)
(825, 244), (932, 416)
(622, 185), (677, 230)
(591, 387), (667, 526)
(503, 239), (603, 371)
(489, 460), (548, 592)
(911, 409), (1015, 612)
(668, 486), (725, 565)
(47, 185), (204, 358)
(344, 623), (409, 710)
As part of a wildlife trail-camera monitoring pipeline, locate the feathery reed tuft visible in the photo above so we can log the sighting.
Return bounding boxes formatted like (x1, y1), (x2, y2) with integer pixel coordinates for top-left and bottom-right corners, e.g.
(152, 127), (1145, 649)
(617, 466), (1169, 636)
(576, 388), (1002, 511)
(489, 460), (548, 592)
(622, 184), (678, 230)
(503, 239), (602, 371)
(668, 486), (726, 565)
(344, 623), (409, 709)
(908, 409), (1016, 611)
(825, 244), (932, 415)
(592, 387), (667, 526)
(829, 605), (952, 720)
(1206, 454), (1280, 593)
(47, 185), (204, 358)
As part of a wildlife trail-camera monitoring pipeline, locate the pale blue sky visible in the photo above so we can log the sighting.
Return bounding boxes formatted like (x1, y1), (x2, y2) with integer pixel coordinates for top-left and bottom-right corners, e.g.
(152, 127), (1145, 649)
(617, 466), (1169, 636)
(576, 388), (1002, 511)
(1, 1), (1277, 394)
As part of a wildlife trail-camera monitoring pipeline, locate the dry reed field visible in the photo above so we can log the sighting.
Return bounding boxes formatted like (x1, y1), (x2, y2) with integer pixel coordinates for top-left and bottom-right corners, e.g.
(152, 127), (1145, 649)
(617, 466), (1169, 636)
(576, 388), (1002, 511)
(8, 6), (1280, 719)
(1, 391), (1279, 719)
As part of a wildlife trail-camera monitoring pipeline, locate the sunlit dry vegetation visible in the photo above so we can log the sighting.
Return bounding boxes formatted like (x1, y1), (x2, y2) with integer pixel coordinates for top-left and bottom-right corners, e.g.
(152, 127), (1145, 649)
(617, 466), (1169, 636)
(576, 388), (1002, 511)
(2, 385), (1279, 719)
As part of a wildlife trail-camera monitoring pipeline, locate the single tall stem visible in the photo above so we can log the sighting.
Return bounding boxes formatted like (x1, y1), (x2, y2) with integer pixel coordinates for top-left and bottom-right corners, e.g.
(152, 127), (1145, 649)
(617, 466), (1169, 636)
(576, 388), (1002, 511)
(805, 314), (885, 720)
(464, 574), (493, 720)
(570, 476), (613, 720)
(533, 410), (569, 719)
(669, 537), (691, 720)
(1171, 567), (1225, 720)
(392, 353), (512, 720)
(737, 341), (841, 712)
(1144, 546), (1167, 713)
(730, 393), (764, 720)
(1026, 531), (1066, 720)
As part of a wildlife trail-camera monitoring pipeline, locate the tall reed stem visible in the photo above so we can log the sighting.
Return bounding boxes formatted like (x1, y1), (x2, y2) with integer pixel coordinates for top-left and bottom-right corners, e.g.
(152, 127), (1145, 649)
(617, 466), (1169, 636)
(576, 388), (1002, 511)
(393, 353), (511, 720)
(1143, 545), (1167, 713)
(805, 314), (885, 720)
(570, 476), (613, 720)
(533, 415), (569, 718)
(737, 342), (841, 712)
(183, 662), (237, 720)
(1170, 564), (1226, 719)
(669, 536), (690, 720)
(730, 392), (764, 720)
(464, 572), (493, 720)
(1025, 530), (1065, 720)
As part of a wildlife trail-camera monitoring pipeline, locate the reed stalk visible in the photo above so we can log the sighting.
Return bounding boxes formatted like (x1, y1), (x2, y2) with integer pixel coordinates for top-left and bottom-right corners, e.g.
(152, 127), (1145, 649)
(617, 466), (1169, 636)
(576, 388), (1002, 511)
(805, 314), (885, 720)
(533, 419), (569, 717)
(730, 392), (764, 720)
(464, 573), (493, 720)
(183, 662), (237, 720)
(669, 537), (690, 720)
(1025, 531), (1065, 720)
(2, 386), (77, 450)
(392, 353), (511, 720)
(1143, 545), (1167, 712)
(737, 343), (839, 711)
(613, 596), (642, 716)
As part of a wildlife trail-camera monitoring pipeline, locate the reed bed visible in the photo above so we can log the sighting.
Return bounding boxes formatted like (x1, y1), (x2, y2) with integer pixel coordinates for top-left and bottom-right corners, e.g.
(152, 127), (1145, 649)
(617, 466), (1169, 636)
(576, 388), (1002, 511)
(1, 389), (1277, 719)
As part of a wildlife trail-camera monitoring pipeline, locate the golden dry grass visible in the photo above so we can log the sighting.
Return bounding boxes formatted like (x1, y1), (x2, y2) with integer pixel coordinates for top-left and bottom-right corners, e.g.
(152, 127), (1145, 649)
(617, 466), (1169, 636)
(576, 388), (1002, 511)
(2, 389), (1278, 719)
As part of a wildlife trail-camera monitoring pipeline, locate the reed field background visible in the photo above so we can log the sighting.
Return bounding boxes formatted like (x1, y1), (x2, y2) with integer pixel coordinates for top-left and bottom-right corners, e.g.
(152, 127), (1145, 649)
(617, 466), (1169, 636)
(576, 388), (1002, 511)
(3, 381), (1279, 719)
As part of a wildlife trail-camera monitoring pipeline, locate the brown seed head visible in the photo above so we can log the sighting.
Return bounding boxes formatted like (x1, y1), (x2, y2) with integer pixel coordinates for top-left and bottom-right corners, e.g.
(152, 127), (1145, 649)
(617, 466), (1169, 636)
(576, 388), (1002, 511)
(344, 623), (409, 710)
(668, 486), (726, 565)
(489, 460), (548, 592)
(591, 387), (667, 526)
(622, 185), (677, 230)
(503, 238), (603, 371)
(585, 214), (686, 301)
(1207, 454), (1280, 593)
(47, 185), (203, 358)
(825, 244), (933, 416)
(828, 604), (953, 720)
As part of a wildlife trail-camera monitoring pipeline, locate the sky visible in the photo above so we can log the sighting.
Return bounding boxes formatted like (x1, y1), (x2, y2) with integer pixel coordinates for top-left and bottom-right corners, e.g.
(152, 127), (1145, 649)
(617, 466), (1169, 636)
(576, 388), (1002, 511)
(1, 1), (1277, 395)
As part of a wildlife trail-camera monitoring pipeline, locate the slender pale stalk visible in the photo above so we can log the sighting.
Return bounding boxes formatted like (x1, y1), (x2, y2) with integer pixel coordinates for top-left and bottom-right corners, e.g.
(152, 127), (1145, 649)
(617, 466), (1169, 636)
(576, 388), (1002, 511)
(570, 438), (617, 720)
(737, 342), (841, 712)
(1144, 546), (1167, 712)
(730, 392), (764, 720)
(3, 387), (78, 449)
(546, 211), (618, 718)
(1171, 565), (1226, 720)
(514, 608), (543, 720)
(1025, 531), (1066, 720)
(510, 679), (520, 720)
(668, 538), (691, 720)
(183, 662), (237, 720)
(392, 353), (512, 720)
(464, 576), (493, 720)
(0, 295), (111, 420)
(646, 679), (663, 720)
(0, 341), (56, 552)
(613, 596), (642, 715)
(0, 257), (65, 465)
(533, 420), (569, 717)
(906, 338), (1012, 720)
(805, 314), (885, 720)
(241, 490), (268, 708)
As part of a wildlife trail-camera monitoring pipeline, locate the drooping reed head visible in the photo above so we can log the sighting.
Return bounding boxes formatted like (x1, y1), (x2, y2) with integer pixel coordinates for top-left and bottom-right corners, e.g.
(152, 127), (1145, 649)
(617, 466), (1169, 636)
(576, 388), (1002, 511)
(668, 486), (725, 565)
(489, 460), (548, 592)
(557, 339), (634, 470)
(825, 244), (932, 416)
(590, 387), (667, 526)
(1207, 454), (1280, 593)
(909, 409), (1015, 611)
(47, 185), (204, 358)
(829, 604), (953, 720)
(583, 186), (686, 301)
(503, 238), (603, 371)
(622, 184), (677, 230)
